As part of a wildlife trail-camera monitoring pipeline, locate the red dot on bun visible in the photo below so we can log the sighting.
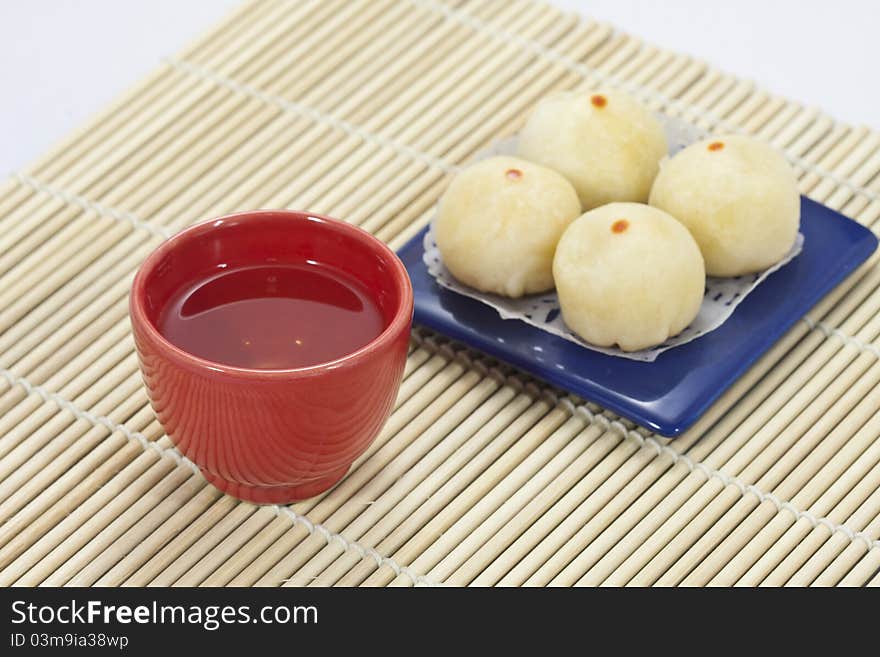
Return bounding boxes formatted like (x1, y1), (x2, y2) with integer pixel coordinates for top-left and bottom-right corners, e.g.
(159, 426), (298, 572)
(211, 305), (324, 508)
(611, 219), (629, 234)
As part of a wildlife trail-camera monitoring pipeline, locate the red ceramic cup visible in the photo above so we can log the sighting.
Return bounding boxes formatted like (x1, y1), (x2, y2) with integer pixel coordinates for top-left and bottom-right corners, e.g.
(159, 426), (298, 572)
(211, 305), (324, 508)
(129, 210), (413, 504)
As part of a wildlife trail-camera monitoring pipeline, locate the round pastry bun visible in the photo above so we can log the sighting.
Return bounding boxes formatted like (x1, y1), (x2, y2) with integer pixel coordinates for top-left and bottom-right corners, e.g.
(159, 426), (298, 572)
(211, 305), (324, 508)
(553, 203), (705, 351)
(516, 89), (668, 210)
(435, 155), (581, 298)
(649, 134), (800, 277)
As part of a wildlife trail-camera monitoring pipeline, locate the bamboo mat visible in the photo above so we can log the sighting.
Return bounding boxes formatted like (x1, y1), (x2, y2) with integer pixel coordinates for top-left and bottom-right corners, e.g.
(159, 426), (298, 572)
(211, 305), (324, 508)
(1, 0), (879, 588)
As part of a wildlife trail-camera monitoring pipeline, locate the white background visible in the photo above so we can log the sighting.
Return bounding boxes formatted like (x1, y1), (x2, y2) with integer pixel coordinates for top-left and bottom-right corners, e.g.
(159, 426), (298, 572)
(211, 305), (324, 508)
(1, 0), (877, 175)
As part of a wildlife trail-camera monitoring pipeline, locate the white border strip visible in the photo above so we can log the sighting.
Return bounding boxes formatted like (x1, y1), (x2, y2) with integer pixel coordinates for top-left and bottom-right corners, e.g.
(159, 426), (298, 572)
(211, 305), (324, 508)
(0, 366), (435, 587)
(164, 57), (460, 175)
(803, 316), (880, 359)
(14, 173), (172, 240)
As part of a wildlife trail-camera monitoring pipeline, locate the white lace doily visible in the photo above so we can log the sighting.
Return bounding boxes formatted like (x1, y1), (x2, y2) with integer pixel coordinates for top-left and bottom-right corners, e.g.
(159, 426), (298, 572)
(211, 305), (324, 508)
(424, 116), (804, 362)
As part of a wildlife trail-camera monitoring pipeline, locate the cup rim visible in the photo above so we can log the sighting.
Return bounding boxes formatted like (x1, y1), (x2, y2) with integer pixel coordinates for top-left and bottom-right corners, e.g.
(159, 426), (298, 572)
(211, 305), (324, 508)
(129, 209), (413, 379)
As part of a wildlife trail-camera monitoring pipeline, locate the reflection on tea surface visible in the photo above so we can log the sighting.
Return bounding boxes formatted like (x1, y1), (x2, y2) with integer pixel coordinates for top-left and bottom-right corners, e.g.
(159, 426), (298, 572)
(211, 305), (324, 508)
(158, 263), (383, 369)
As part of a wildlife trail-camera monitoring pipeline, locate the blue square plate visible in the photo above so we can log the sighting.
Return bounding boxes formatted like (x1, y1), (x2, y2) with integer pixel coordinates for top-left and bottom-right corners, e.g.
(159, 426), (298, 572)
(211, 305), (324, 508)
(397, 197), (878, 437)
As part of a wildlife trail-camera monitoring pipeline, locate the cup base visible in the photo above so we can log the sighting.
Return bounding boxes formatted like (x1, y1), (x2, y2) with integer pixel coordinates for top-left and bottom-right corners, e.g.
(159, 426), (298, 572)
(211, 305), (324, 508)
(203, 465), (350, 504)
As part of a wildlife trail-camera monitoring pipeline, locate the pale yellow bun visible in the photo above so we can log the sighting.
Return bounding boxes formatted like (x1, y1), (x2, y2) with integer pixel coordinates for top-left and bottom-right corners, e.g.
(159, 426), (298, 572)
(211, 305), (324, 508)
(649, 134), (800, 276)
(516, 89), (668, 210)
(435, 155), (581, 298)
(553, 203), (705, 351)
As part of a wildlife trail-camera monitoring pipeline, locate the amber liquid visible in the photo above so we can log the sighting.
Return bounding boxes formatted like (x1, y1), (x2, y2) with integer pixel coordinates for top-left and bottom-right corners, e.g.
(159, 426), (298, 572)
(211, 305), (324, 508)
(158, 264), (384, 369)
